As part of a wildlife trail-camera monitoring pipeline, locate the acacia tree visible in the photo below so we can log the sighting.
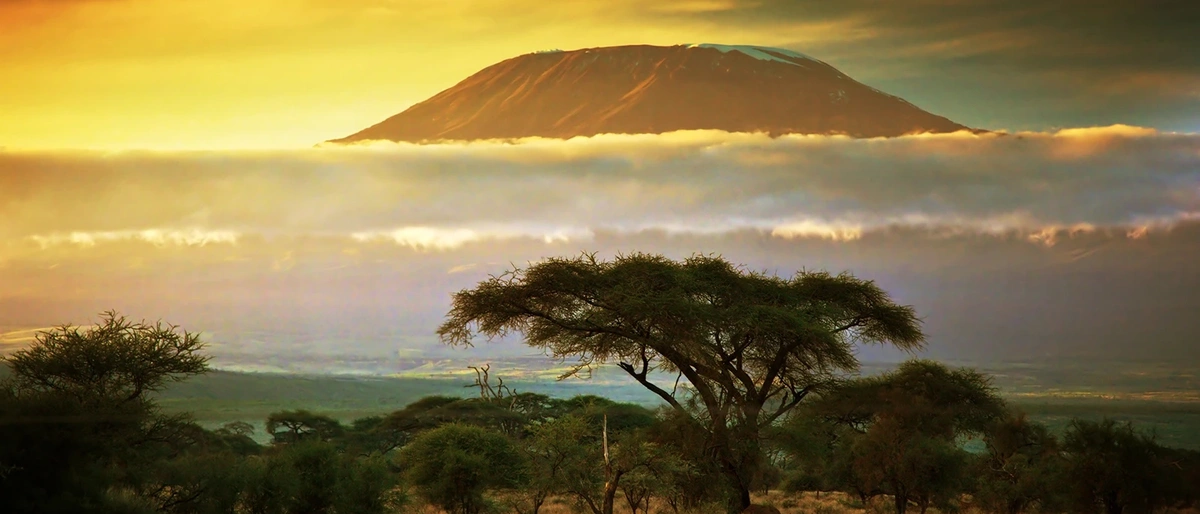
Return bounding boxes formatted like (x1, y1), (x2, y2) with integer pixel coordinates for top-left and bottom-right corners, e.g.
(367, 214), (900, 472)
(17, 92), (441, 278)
(4, 310), (209, 405)
(808, 360), (1008, 514)
(400, 423), (526, 514)
(438, 252), (924, 511)
(975, 413), (1067, 514)
(266, 410), (346, 444)
(1063, 419), (1183, 514)
(0, 311), (212, 512)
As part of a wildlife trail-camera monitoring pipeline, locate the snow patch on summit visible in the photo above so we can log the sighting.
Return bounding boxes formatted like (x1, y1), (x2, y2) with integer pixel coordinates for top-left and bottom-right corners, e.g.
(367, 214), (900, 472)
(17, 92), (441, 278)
(686, 44), (816, 66)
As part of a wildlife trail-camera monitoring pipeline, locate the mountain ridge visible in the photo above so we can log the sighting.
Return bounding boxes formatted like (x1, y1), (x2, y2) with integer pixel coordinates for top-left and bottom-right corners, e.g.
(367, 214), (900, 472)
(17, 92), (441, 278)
(328, 44), (975, 144)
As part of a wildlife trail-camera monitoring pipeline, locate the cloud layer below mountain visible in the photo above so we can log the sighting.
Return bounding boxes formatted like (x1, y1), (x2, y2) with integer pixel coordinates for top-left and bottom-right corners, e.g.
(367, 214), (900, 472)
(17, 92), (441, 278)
(2, 126), (1198, 365)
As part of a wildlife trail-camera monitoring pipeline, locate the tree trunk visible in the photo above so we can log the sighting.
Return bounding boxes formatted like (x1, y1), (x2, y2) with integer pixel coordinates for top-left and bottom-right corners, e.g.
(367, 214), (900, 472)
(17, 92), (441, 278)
(720, 470), (753, 514)
(737, 486), (752, 512)
(718, 463), (753, 514)
(600, 480), (619, 514)
(531, 493), (545, 514)
(575, 491), (603, 514)
(894, 494), (908, 514)
(715, 417), (763, 514)
(602, 471), (624, 514)
(666, 495), (681, 514)
(602, 414), (618, 514)
(717, 429), (757, 514)
(1006, 498), (1021, 514)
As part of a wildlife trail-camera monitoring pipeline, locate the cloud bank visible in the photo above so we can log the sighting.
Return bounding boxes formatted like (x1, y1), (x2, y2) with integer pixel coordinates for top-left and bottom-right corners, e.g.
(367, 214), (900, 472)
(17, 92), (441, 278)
(2, 127), (1198, 365)
(3, 126), (1198, 247)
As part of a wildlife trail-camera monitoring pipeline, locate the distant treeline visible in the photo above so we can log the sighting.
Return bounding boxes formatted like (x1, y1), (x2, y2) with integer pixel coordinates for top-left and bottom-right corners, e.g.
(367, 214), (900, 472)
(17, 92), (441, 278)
(1, 312), (1197, 514)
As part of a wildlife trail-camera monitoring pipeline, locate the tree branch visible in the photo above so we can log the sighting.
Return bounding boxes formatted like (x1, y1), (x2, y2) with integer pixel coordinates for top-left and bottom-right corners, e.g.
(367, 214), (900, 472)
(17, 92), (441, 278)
(617, 360), (683, 411)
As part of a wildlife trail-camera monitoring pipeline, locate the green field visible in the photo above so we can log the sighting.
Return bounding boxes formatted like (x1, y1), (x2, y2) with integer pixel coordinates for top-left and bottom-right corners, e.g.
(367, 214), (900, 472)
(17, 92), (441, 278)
(153, 367), (1200, 449)
(1010, 398), (1200, 450)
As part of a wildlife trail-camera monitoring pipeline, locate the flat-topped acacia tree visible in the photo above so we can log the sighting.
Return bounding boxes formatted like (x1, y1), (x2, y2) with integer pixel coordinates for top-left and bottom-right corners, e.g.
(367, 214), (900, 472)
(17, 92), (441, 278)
(437, 252), (924, 511)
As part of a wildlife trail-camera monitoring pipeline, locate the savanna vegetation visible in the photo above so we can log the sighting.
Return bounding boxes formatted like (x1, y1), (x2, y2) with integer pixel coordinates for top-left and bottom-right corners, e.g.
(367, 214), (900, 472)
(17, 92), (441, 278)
(1, 254), (1197, 514)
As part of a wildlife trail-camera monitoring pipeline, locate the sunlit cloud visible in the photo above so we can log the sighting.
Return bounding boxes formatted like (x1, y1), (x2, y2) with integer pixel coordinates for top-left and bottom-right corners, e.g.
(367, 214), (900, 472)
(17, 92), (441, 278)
(351, 227), (484, 251)
(446, 263), (479, 274)
(0, 327), (50, 348)
(3, 126), (1198, 255)
(771, 221), (864, 241)
(26, 229), (241, 248)
(1025, 224), (1096, 248)
(649, 0), (754, 14)
(349, 226), (593, 250)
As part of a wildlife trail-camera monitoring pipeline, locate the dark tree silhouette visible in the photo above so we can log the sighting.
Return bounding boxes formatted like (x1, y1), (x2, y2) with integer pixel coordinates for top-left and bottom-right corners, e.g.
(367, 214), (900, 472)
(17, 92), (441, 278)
(0, 311), (212, 513)
(805, 360), (1007, 514)
(975, 413), (1067, 514)
(4, 310), (209, 405)
(400, 423), (526, 514)
(266, 410), (345, 444)
(1063, 419), (1185, 514)
(438, 252), (924, 511)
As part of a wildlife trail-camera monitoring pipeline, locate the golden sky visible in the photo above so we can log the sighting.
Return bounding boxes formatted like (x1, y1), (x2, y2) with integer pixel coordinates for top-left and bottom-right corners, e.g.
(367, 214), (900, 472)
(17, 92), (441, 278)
(0, 0), (851, 150)
(4, 0), (1198, 150)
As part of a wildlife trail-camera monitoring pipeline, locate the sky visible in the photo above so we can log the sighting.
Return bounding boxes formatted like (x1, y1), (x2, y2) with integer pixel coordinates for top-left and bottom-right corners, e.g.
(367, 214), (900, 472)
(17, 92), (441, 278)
(1, 0), (1198, 368)
(1, 0), (1198, 149)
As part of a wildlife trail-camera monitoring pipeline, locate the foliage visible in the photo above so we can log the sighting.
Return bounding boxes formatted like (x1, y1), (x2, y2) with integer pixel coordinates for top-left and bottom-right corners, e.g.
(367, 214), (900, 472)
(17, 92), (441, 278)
(438, 252), (924, 510)
(1062, 418), (1191, 514)
(238, 440), (402, 514)
(266, 410), (345, 444)
(241, 453), (302, 514)
(645, 406), (729, 511)
(973, 413), (1067, 514)
(518, 414), (603, 514)
(4, 311), (209, 405)
(399, 423), (526, 514)
(0, 312), (213, 513)
(333, 452), (404, 514)
(847, 419), (971, 514)
(800, 360), (1007, 514)
(4, 307), (1200, 514)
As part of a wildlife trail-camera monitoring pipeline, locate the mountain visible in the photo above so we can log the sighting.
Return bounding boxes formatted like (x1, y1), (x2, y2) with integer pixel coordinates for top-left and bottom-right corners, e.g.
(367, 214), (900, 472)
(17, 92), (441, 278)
(328, 44), (973, 144)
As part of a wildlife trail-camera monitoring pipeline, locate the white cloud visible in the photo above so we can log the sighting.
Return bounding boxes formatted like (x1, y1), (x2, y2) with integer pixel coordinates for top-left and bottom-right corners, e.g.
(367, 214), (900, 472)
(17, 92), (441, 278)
(27, 229), (240, 248)
(5, 127), (1200, 364)
(3, 126), (1198, 250)
(349, 226), (593, 250)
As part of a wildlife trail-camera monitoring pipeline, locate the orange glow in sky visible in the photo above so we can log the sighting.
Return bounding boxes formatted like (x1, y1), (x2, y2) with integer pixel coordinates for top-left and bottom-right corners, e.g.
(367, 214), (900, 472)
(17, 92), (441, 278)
(0, 0), (855, 150)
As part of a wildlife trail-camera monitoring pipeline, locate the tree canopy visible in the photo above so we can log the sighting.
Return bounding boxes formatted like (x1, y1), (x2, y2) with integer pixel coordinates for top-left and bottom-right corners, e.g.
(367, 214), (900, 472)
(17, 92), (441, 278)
(0, 311), (214, 513)
(438, 252), (925, 510)
(3, 310), (209, 405)
(399, 423), (526, 514)
(801, 360), (1009, 514)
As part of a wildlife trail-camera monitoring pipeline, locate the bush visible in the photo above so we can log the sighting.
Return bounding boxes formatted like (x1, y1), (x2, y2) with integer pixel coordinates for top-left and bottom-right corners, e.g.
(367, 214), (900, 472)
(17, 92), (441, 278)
(239, 441), (400, 514)
(399, 423), (527, 514)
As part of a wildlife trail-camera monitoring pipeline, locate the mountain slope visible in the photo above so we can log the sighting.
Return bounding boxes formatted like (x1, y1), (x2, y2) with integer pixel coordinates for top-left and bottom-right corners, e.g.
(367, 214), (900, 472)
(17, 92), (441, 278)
(329, 44), (972, 144)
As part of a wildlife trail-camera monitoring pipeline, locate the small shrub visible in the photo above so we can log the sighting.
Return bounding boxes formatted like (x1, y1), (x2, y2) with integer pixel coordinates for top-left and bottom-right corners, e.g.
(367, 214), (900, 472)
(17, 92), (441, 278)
(399, 423), (527, 514)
